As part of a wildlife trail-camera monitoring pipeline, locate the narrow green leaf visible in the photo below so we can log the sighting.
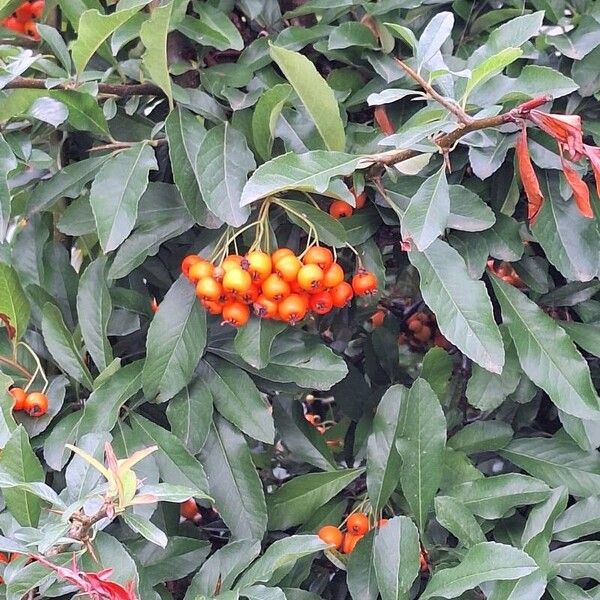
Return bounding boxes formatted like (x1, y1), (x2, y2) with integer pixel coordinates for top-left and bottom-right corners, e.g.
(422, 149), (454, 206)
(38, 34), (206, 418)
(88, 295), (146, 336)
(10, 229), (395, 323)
(252, 83), (292, 161)
(548, 578), (594, 600)
(0, 133), (16, 242)
(234, 315), (286, 369)
(463, 47), (523, 101)
(347, 530), (378, 600)
(434, 496), (486, 548)
(122, 511), (168, 548)
(554, 496), (600, 542)
(269, 44), (345, 151)
(447, 421), (513, 455)
(0, 262), (30, 341)
(550, 542), (600, 581)
(280, 198), (347, 247)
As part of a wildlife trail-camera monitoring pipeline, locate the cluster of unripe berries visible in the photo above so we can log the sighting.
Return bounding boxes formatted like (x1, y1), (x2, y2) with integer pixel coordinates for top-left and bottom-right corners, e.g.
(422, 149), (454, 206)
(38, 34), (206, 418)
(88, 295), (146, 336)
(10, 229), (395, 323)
(181, 246), (378, 328)
(9, 387), (48, 417)
(317, 512), (386, 554)
(329, 189), (367, 219)
(399, 311), (451, 351)
(1, 0), (43, 39)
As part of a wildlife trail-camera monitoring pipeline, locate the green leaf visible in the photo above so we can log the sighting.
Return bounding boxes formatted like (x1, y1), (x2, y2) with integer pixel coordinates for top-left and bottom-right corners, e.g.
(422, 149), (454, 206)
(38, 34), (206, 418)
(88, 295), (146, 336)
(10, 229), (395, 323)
(329, 22), (377, 50)
(434, 496), (486, 548)
(181, 4), (243, 51)
(267, 468), (363, 530)
(0, 373), (17, 447)
(366, 384), (407, 512)
(447, 473), (550, 520)
(234, 317), (286, 370)
(373, 516), (420, 600)
(416, 11), (454, 69)
(559, 321), (600, 357)
(238, 535), (328, 587)
(5, 554), (72, 600)
(252, 83), (292, 161)
(500, 436), (600, 497)
(166, 377), (213, 455)
(199, 415), (267, 541)
(490, 274), (600, 419)
(408, 238), (504, 373)
(241, 151), (359, 206)
(421, 542), (538, 599)
(196, 123), (255, 227)
(463, 47), (523, 101)
(0, 262), (30, 341)
(129, 413), (210, 495)
(269, 44), (345, 152)
(76, 257), (112, 371)
(347, 530), (378, 600)
(447, 185), (496, 232)
(554, 496), (600, 542)
(140, 0), (174, 109)
(447, 421), (513, 455)
(122, 511), (168, 548)
(401, 167), (449, 251)
(548, 578), (594, 600)
(420, 346), (453, 399)
(396, 379), (446, 532)
(41, 302), (94, 389)
(142, 276), (206, 402)
(199, 356), (274, 444)
(0, 133), (16, 242)
(71, 4), (146, 74)
(550, 542), (600, 581)
(90, 142), (157, 252)
(0, 426), (44, 526)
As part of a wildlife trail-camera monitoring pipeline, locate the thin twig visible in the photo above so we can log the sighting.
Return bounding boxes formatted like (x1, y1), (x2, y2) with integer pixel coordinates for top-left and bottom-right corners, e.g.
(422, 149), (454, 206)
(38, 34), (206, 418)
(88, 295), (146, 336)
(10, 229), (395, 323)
(88, 138), (167, 153)
(4, 76), (165, 97)
(395, 58), (475, 125)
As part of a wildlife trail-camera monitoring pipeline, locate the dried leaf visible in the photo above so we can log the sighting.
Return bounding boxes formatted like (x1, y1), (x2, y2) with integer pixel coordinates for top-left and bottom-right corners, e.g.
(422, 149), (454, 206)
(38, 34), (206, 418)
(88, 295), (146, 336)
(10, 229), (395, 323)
(529, 110), (584, 160)
(374, 106), (395, 135)
(560, 149), (593, 219)
(515, 126), (544, 222)
(584, 144), (600, 199)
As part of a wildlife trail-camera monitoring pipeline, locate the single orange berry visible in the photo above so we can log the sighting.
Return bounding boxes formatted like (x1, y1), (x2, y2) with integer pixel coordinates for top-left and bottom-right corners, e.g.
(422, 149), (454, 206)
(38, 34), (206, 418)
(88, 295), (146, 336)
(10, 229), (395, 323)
(329, 200), (353, 218)
(309, 291), (333, 315)
(222, 255), (244, 272)
(253, 295), (279, 319)
(188, 260), (214, 283)
(303, 246), (333, 271)
(238, 284), (261, 305)
(330, 281), (354, 307)
(414, 326), (432, 343)
(262, 273), (291, 302)
(9, 387), (27, 411)
(407, 318), (423, 333)
(180, 498), (200, 523)
(15, 3), (34, 22)
(202, 300), (223, 315)
(196, 277), (223, 302)
(275, 254), (302, 282)
(222, 302), (250, 327)
(353, 190), (367, 209)
(297, 264), (324, 292)
(223, 267), (252, 294)
(245, 251), (272, 282)
(278, 294), (308, 325)
(351, 270), (378, 295)
(342, 532), (363, 554)
(23, 392), (48, 417)
(271, 247), (294, 264)
(322, 263), (345, 289)
(317, 525), (343, 550)
(181, 255), (202, 278)
(347, 512), (369, 535)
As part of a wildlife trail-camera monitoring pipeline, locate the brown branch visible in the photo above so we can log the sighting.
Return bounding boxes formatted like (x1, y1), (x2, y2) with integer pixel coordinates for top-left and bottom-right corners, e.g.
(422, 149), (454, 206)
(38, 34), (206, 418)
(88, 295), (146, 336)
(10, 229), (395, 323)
(48, 506), (110, 556)
(395, 58), (474, 125)
(4, 76), (165, 97)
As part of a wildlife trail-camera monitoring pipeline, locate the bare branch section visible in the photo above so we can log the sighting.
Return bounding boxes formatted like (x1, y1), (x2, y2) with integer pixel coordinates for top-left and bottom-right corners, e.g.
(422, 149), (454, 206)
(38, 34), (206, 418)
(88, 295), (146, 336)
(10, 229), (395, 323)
(4, 76), (165, 97)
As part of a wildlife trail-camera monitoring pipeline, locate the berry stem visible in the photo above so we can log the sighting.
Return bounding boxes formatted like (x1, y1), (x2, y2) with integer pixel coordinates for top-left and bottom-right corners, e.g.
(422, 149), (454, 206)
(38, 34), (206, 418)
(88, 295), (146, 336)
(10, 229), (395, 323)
(17, 342), (48, 393)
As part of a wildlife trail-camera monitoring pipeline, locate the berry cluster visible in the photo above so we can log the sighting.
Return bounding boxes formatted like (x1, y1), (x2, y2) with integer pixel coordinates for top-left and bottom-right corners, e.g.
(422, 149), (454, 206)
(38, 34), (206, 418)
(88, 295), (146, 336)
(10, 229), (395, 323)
(9, 387), (48, 417)
(329, 188), (367, 219)
(318, 512), (386, 554)
(1, 0), (43, 39)
(181, 246), (378, 328)
(487, 259), (525, 288)
(399, 311), (451, 351)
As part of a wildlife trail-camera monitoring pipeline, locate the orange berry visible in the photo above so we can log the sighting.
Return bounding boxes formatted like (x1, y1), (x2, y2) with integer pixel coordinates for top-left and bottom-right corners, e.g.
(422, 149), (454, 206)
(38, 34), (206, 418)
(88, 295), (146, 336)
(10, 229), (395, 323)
(222, 302), (250, 327)
(322, 263), (345, 289)
(271, 248), (294, 264)
(196, 277), (223, 302)
(330, 282), (354, 307)
(223, 267), (252, 294)
(181, 254), (202, 278)
(329, 200), (353, 218)
(245, 251), (272, 282)
(347, 512), (369, 535)
(4, 16), (24, 32)
(238, 284), (260, 305)
(342, 532), (363, 554)
(9, 387), (27, 411)
(297, 264), (324, 292)
(180, 498), (200, 522)
(278, 294), (308, 325)
(317, 525), (343, 549)
(188, 260), (214, 283)
(202, 300), (223, 315)
(309, 291), (333, 315)
(262, 274), (291, 302)
(407, 318), (423, 333)
(414, 326), (432, 343)
(275, 254), (302, 282)
(253, 295), (279, 319)
(351, 270), (378, 295)
(23, 392), (48, 417)
(353, 190), (367, 209)
(303, 246), (333, 270)
(222, 255), (244, 272)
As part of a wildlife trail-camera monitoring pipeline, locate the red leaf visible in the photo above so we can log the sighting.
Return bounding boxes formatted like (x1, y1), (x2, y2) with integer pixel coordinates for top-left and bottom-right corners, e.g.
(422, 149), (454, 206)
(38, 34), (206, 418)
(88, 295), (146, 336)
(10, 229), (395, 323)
(515, 126), (544, 223)
(584, 144), (600, 199)
(528, 110), (585, 160)
(0, 314), (16, 340)
(560, 148), (593, 219)
(374, 106), (395, 135)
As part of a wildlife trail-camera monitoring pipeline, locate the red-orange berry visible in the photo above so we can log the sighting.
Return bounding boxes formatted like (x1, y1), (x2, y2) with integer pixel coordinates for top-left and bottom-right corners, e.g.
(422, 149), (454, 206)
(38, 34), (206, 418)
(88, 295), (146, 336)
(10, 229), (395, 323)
(188, 260), (214, 284)
(322, 263), (345, 289)
(353, 190), (367, 209)
(347, 512), (369, 535)
(309, 291), (333, 315)
(351, 270), (378, 295)
(23, 392), (48, 417)
(329, 200), (353, 218)
(342, 532), (363, 554)
(9, 387), (27, 411)
(253, 295), (279, 319)
(297, 264), (324, 292)
(278, 294), (308, 325)
(223, 267), (252, 294)
(245, 250), (272, 282)
(196, 277), (223, 302)
(317, 525), (343, 549)
(181, 255), (202, 278)
(262, 274), (291, 302)
(330, 281), (354, 307)
(275, 254), (302, 282)
(271, 248), (294, 264)
(222, 302), (250, 327)
(303, 246), (333, 271)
